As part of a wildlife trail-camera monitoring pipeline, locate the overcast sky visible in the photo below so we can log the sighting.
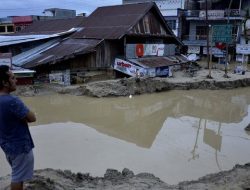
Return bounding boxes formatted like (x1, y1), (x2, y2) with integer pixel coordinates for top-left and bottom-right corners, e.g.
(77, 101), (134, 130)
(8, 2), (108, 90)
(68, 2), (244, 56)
(0, 0), (122, 17)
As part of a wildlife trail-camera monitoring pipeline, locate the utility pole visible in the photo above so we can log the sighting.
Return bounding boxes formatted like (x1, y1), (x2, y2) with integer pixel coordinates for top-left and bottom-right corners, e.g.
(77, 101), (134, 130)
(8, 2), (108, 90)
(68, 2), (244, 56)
(224, 0), (233, 78)
(205, 0), (212, 78)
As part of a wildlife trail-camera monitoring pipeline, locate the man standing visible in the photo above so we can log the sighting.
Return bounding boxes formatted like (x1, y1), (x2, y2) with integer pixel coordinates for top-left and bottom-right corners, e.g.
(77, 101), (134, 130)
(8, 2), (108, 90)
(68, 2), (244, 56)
(0, 65), (36, 190)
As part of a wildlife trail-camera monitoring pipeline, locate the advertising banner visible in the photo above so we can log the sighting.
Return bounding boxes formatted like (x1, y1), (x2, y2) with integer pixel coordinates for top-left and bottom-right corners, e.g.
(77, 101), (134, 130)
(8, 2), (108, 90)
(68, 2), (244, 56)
(188, 46), (200, 54)
(156, 66), (169, 77)
(114, 58), (175, 77)
(236, 44), (250, 54)
(212, 25), (232, 43)
(199, 10), (224, 19)
(203, 47), (224, 57)
(147, 68), (156, 77)
(49, 70), (71, 85)
(236, 55), (248, 63)
(49, 73), (64, 85)
(144, 44), (165, 56)
(127, 44), (166, 58)
(114, 58), (147, 77)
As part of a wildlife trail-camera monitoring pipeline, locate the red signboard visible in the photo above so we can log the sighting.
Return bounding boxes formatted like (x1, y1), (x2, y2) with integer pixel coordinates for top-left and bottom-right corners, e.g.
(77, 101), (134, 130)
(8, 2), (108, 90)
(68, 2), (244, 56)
(136, 44), (144, 57)
(215, 42), (226, 50)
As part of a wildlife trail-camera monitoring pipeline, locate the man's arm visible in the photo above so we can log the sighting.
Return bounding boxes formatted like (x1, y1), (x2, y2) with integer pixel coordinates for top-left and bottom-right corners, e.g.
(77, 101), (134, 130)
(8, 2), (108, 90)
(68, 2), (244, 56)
(25, 111), (36, 123)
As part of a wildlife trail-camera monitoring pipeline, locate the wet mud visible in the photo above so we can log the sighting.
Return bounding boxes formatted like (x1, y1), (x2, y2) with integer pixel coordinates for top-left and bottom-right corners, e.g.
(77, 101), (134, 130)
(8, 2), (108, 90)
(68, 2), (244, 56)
(1, 163), (250, 190)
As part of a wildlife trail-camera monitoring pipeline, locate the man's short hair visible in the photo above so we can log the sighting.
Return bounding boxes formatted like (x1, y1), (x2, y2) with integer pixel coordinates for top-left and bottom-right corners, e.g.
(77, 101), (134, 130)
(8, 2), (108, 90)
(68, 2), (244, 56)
(0, 65), (10, 89)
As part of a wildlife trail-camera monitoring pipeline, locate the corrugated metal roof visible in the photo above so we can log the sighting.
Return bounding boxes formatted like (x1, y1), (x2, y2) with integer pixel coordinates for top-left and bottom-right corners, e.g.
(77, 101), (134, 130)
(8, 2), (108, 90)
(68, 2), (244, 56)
(12, 39), (60, 66)
(0, 28), (77, 47)
(74, 26), (130, 40)
(72, 2), (181, 44)
(23, 38), (102, 68)
(173, 55), (189, 63)
(73, 3), (152, 39)
(129, 57), (180, 68)
(17, 17), (86, 35)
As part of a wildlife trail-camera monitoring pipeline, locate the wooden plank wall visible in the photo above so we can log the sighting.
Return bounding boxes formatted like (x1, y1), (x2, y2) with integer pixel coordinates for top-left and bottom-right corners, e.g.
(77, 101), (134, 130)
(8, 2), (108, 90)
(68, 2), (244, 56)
(131, 11), (167, 35)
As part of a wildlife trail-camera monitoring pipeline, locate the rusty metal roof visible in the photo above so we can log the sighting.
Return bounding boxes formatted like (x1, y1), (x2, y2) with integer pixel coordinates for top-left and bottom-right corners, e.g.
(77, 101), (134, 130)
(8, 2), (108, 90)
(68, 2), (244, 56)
(130, 57), (181, 68)
(72, 2), (181, 44)
(17, 17), (86, 35)
(23, 38), (101, 68)
(72, 3), (152, 39)
(172, 55), (189, 63)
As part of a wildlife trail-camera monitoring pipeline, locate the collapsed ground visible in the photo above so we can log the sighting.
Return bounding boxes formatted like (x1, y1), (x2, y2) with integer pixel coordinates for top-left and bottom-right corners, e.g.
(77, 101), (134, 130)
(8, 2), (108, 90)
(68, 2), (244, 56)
(0, 163), (250, 190)
(14, 68), (250, 98)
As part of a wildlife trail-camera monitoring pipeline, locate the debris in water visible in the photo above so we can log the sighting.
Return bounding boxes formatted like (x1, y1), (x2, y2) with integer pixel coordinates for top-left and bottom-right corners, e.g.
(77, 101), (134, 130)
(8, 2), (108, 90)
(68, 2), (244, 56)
(245, 124), (250, 131)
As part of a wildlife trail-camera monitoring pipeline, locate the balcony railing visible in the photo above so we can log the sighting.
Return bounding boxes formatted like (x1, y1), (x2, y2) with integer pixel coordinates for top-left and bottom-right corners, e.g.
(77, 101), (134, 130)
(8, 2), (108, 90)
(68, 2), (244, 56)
(182, 35), (207, 41)
(225, 9), (246, 17)
(182, 34), (238, 43)
(185, 9), (246, 19)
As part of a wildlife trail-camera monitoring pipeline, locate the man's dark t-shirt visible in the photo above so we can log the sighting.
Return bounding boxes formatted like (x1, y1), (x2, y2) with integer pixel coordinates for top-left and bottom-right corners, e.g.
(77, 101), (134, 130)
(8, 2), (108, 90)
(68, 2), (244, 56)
(0, 95), (34, 156)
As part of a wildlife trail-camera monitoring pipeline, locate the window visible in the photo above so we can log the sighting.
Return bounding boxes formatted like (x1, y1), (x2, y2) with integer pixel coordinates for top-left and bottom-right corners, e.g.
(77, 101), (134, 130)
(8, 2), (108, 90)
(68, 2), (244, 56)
(15, 26), (22, 32)
(7, 25), (14, 32)
(196, 25), (208, 40)
(0, 26), (5, 33)
(166, 20), (176, 30)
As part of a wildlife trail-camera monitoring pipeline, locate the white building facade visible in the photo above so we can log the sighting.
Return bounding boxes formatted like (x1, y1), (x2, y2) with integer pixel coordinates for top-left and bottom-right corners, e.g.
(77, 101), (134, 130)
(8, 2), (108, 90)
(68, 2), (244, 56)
(123, 0), (185, 37)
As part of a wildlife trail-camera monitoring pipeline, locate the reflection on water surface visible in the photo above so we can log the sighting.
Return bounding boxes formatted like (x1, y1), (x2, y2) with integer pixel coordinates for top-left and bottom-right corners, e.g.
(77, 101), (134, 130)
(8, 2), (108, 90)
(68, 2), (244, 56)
(0, 88), (250, 184)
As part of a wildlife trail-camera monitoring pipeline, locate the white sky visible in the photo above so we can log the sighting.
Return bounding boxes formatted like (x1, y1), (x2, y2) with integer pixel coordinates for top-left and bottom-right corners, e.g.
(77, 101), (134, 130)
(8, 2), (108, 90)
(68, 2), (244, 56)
(0, 0), (122, 17)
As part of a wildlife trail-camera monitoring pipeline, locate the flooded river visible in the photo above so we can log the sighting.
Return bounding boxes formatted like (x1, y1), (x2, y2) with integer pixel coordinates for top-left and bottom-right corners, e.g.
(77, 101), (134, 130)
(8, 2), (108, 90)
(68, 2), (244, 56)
(1, 88), (250, 184)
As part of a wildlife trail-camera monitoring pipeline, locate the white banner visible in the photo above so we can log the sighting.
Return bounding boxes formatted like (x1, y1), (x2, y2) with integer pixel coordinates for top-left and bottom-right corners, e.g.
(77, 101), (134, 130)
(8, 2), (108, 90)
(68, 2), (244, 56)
(114, 58), (146, 77)
(199, 10), (224, 19)
(49, 73), (64, 85)
(188, 46), (200, 54)
(236, 55), (249, 62)
(144, 44), (165, 56)
(236, 44), (250, 54)
(49, 70), (71, 85)
(203, 47), (224, 57)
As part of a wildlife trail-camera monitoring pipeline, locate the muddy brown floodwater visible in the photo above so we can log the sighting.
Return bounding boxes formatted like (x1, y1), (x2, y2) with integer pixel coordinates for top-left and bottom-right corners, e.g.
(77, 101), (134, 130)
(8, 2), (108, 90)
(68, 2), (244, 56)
(0, 88), (250, 185)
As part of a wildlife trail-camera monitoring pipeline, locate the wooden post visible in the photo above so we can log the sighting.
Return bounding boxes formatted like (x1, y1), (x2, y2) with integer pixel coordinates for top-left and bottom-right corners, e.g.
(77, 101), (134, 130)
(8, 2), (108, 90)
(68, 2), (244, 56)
(124, 36), (127, 60)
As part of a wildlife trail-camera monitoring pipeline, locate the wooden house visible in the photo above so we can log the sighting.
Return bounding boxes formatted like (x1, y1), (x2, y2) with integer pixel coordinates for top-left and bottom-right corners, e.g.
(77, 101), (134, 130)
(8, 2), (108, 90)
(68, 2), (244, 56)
(20, 3), (185, 84)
